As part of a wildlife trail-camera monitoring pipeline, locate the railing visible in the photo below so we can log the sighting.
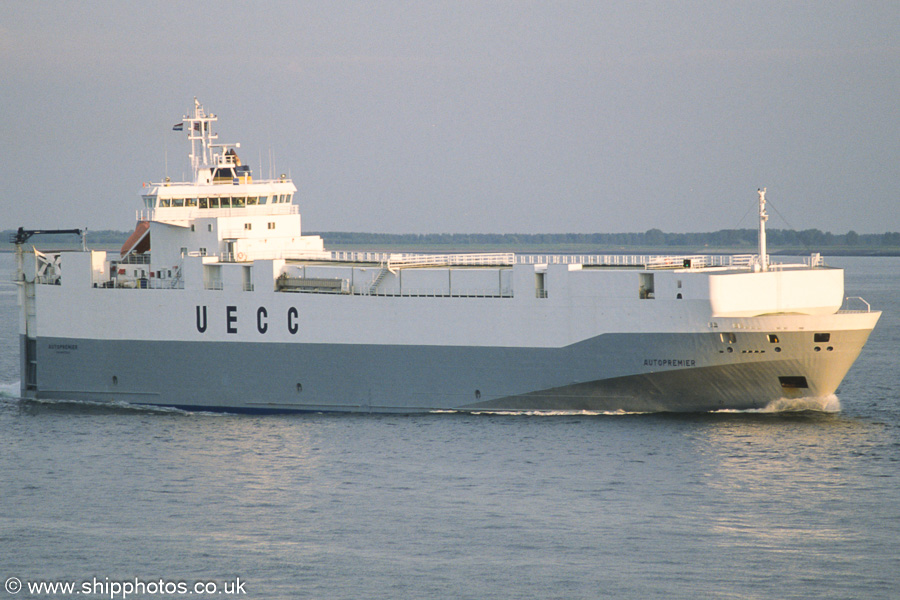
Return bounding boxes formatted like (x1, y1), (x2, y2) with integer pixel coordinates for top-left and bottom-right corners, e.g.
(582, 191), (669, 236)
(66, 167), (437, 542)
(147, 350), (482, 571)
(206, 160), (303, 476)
(118, 254), (151, 265)
(108, 278), (185, 290)
(516, 253), (758, 269)
(841, 296), (872, 312)
(321, 251), (515, 268)
(220, 249), (333, 263)
(145, 176), (292, 188)
(215, 248), (822, 273)
(387, 253), (515, 269)
(356, 287), (514, 298)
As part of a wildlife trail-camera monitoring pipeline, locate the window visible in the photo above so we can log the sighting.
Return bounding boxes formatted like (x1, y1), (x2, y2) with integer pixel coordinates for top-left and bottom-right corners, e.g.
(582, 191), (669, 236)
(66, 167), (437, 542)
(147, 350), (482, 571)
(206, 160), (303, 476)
(767, 334), (779, 343)
(244, 223), (252, 230)
(199, 248), (207, 256)
(187, 198), (198, 207)
(247, 196), (258, 205)
(814, 333), (831, 343)
(209, 198), (220, 209)
(535, 272), (547, 299)
(233, 197), (246, 208)
(220, 197), (231, 208)
(172, 198), (185, 207)
(268, 222), (276, 230)
(213, 167), (235, 181)
(639, 273), (655, 299)
(160, 198), (171, 207)
(259, 195), (268, 204)
(207, 224), (213, 232)
(720, 333), (737, 344)
(190, 225), (195, 232)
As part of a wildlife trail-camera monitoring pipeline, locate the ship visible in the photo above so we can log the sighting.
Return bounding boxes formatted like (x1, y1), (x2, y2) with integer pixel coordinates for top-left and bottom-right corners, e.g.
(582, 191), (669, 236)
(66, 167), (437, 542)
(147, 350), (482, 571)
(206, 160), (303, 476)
(12, 99), (881, 413)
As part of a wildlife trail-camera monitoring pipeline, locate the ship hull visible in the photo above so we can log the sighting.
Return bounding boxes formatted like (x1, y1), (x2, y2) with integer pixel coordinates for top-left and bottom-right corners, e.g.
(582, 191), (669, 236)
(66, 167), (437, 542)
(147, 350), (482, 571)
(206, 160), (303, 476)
(22, 323), (877, 413)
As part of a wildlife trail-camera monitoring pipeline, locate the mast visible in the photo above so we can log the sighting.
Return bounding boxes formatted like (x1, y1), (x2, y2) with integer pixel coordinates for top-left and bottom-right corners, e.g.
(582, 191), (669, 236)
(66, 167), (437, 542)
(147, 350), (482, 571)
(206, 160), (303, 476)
(180, 98), (219, 177)
(757, 187), (768, 272)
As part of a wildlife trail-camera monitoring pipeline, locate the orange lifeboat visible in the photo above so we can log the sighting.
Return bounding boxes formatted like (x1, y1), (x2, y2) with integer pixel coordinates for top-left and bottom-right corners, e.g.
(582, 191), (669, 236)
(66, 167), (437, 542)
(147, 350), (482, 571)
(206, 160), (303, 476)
(120, 221), (150, 258)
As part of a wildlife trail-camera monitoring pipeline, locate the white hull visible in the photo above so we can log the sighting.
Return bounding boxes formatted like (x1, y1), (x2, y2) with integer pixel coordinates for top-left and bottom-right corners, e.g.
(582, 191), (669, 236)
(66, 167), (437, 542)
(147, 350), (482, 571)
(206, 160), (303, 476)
(19, 265), (879, 413)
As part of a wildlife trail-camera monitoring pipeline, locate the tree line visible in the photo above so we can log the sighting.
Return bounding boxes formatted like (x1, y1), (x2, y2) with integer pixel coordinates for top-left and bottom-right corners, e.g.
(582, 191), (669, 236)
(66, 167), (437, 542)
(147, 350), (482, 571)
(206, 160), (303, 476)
(3, 228), (899, 250)
(313, 229), (900, 249)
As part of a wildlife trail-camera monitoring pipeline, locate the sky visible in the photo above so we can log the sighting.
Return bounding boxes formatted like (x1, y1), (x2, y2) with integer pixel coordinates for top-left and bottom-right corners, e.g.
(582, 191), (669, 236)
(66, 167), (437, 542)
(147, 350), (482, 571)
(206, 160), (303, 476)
(1, 1), (898, 235)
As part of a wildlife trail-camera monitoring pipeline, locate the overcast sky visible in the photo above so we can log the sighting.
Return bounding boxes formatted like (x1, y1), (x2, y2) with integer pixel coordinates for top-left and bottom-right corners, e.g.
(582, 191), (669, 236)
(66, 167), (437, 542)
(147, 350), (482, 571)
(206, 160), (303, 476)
(2, 1), (898, 234)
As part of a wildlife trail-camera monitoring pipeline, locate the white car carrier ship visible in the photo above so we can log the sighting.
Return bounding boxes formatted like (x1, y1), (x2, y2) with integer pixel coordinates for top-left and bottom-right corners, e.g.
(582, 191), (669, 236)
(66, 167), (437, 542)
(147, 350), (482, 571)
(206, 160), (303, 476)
(13, 99), (881, 413)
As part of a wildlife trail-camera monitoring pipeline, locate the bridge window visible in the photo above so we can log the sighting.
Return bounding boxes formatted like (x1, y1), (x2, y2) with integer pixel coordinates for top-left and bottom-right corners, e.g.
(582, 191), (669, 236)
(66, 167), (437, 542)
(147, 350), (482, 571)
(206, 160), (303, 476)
(814, 333), (831, 343)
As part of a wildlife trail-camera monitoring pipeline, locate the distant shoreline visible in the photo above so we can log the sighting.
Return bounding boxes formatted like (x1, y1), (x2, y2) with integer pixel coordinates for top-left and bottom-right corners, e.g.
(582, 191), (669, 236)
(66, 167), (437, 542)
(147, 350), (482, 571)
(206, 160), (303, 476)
(2, 228), (899, 256)
(2, 243), (898, 258)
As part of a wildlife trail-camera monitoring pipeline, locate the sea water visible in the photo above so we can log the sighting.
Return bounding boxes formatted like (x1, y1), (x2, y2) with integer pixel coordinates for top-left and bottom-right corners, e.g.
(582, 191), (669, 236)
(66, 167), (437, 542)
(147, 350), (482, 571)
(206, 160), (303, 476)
(1, 253), (898, 600)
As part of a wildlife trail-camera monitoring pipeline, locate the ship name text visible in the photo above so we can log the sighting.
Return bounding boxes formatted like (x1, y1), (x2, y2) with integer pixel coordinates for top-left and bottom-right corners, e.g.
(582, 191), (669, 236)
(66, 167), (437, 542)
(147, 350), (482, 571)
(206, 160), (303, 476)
(643, 358), (696, 367)
(195, 305), (299, 335)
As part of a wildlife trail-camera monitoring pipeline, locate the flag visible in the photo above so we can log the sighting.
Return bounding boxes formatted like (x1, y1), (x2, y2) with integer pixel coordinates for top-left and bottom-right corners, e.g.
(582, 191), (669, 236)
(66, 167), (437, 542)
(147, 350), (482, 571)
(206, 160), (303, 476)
(172, 123), (184, 131)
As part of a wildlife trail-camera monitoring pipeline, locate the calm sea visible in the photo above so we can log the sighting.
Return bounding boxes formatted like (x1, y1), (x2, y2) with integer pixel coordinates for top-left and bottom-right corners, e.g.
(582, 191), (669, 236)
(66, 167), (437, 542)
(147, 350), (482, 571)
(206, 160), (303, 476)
(1, 252), (897, 600)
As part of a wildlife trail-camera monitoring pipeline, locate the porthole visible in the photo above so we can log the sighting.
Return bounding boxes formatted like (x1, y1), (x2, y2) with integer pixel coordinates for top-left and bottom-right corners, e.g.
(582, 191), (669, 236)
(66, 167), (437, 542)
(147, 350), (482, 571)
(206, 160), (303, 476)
(814, 346), (821, 352)
(726, 347), (733, 353)
(774, 347), (782, 353)
(827, 346), (834, 352)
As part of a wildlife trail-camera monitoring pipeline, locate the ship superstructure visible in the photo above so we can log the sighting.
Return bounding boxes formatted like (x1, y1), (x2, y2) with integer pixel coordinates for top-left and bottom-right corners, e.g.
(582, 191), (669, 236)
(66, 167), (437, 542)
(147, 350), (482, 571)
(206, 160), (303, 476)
(13, 100), (881, 413)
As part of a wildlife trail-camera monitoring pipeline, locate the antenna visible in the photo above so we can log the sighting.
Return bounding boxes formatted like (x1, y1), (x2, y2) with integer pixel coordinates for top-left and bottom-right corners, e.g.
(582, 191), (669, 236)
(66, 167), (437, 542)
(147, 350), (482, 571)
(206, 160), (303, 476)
(757, 188), (769, 272)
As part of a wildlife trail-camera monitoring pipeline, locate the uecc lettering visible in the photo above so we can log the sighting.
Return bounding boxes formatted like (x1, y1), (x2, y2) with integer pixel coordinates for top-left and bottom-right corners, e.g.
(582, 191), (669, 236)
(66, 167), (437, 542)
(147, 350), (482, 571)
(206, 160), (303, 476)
(195, 305), (298, 335)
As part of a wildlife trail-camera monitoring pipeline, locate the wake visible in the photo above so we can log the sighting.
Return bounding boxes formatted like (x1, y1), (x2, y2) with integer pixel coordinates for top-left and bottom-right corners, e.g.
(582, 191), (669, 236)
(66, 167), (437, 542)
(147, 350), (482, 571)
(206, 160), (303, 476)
(715, 394), (841, 414)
